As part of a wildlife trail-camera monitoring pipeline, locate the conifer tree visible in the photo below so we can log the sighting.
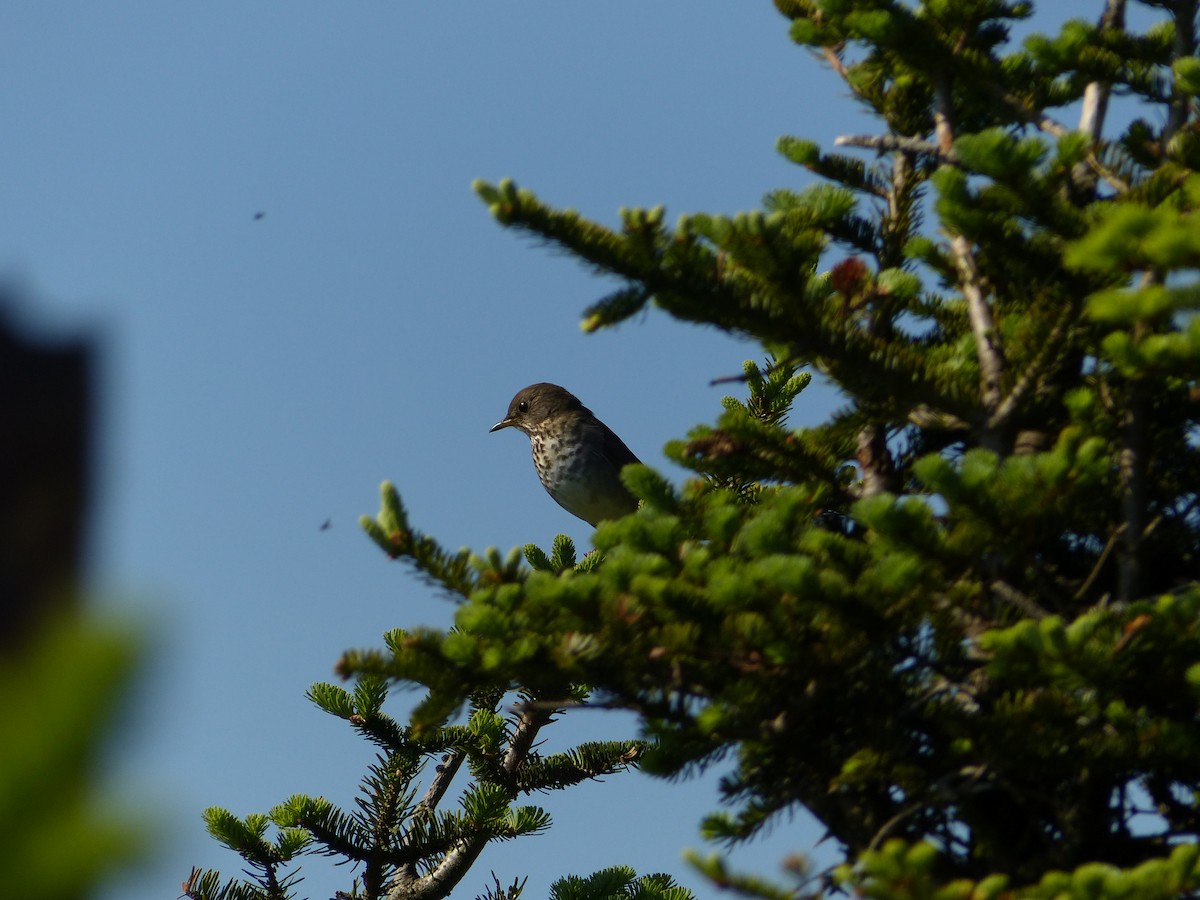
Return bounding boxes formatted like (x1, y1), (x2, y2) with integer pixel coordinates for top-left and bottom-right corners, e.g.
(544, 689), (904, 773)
(196, 1), (1200, 898)
(186, 534), (681, 900)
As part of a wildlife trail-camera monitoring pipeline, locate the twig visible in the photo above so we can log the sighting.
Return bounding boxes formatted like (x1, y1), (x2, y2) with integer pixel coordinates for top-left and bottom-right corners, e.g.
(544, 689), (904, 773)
(1074, 525), (1124, 602)
(992, 580), (1048, 620)
(709, 372), (751, 387)
(415, 750), (465, 818)
(1117, 383), (1148, 604)
(866, 766), (988, 851)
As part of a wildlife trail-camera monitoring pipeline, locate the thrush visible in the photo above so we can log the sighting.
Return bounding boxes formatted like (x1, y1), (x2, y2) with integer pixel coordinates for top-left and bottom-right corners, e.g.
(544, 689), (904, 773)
(490, 383), (641, 526)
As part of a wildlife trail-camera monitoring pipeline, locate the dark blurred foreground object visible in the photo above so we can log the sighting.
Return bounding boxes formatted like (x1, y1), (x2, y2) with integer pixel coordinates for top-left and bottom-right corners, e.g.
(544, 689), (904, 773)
(0, 302), (92, 650)
(0, 299), (145, 899)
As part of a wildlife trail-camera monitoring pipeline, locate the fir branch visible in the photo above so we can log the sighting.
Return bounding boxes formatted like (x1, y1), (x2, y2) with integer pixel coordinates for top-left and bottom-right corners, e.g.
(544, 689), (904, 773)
(295, 802), (375, 864)
(477, 873), (529, 900)
(515, 741), (645, 793)
(850, 149), (916, 500)
(990, 84), (1131, 194)
(183, 866), (294, 900)
(551, 866), (694, 900)
(361, 482), (479, 599)
(883, 148), (922, 272)
(986, 300), (1077, 432)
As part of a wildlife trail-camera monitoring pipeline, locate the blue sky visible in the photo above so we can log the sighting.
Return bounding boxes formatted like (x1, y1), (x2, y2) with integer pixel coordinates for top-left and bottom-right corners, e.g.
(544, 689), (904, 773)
(0, 3), (1106, 899)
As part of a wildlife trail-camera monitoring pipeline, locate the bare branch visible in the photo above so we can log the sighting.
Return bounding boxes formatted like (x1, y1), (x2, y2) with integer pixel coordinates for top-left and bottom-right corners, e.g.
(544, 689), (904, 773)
(1166, 0), (1198, 143)
(907, 405), (970, 432)
(933, 79), (1007, 443)
(932, 79), (957, 157)
(821, 45), (850, 83)
(834, 133), (947, 159)
(419, 751), (464, 816)
(393, 704), (553, 900)
(391, 749), (468, 892)
(855, 424), (895, 498)
(1078, 0), (1127, 141)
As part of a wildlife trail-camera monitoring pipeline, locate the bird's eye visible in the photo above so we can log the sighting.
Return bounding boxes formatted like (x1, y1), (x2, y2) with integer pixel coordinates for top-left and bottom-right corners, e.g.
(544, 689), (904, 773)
(518, 400), (529, 413)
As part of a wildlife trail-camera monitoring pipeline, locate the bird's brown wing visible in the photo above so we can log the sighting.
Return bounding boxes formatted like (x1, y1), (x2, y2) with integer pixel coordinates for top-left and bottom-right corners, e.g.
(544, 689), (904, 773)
(586, 419), (640, 470)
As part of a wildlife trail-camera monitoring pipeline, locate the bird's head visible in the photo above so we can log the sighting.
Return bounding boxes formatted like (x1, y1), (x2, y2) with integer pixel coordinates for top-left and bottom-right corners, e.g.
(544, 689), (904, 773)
(490, 383), (584, 436)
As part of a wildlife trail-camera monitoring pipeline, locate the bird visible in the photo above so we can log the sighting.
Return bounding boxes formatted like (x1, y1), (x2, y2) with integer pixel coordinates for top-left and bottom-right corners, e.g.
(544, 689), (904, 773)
(490, 383), (641, 526)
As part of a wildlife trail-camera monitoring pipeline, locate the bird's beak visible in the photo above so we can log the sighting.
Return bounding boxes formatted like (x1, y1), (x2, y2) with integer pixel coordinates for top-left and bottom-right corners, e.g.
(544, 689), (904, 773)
(489, 417), (513, 433)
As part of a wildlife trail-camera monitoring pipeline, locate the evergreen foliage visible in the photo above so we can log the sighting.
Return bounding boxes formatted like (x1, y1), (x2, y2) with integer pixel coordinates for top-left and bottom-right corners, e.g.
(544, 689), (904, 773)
(549, 866), (692, 900)
(1, 614), (145, 900)
(187, 675), (647, 900)
(196, 1), (1200, 898)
